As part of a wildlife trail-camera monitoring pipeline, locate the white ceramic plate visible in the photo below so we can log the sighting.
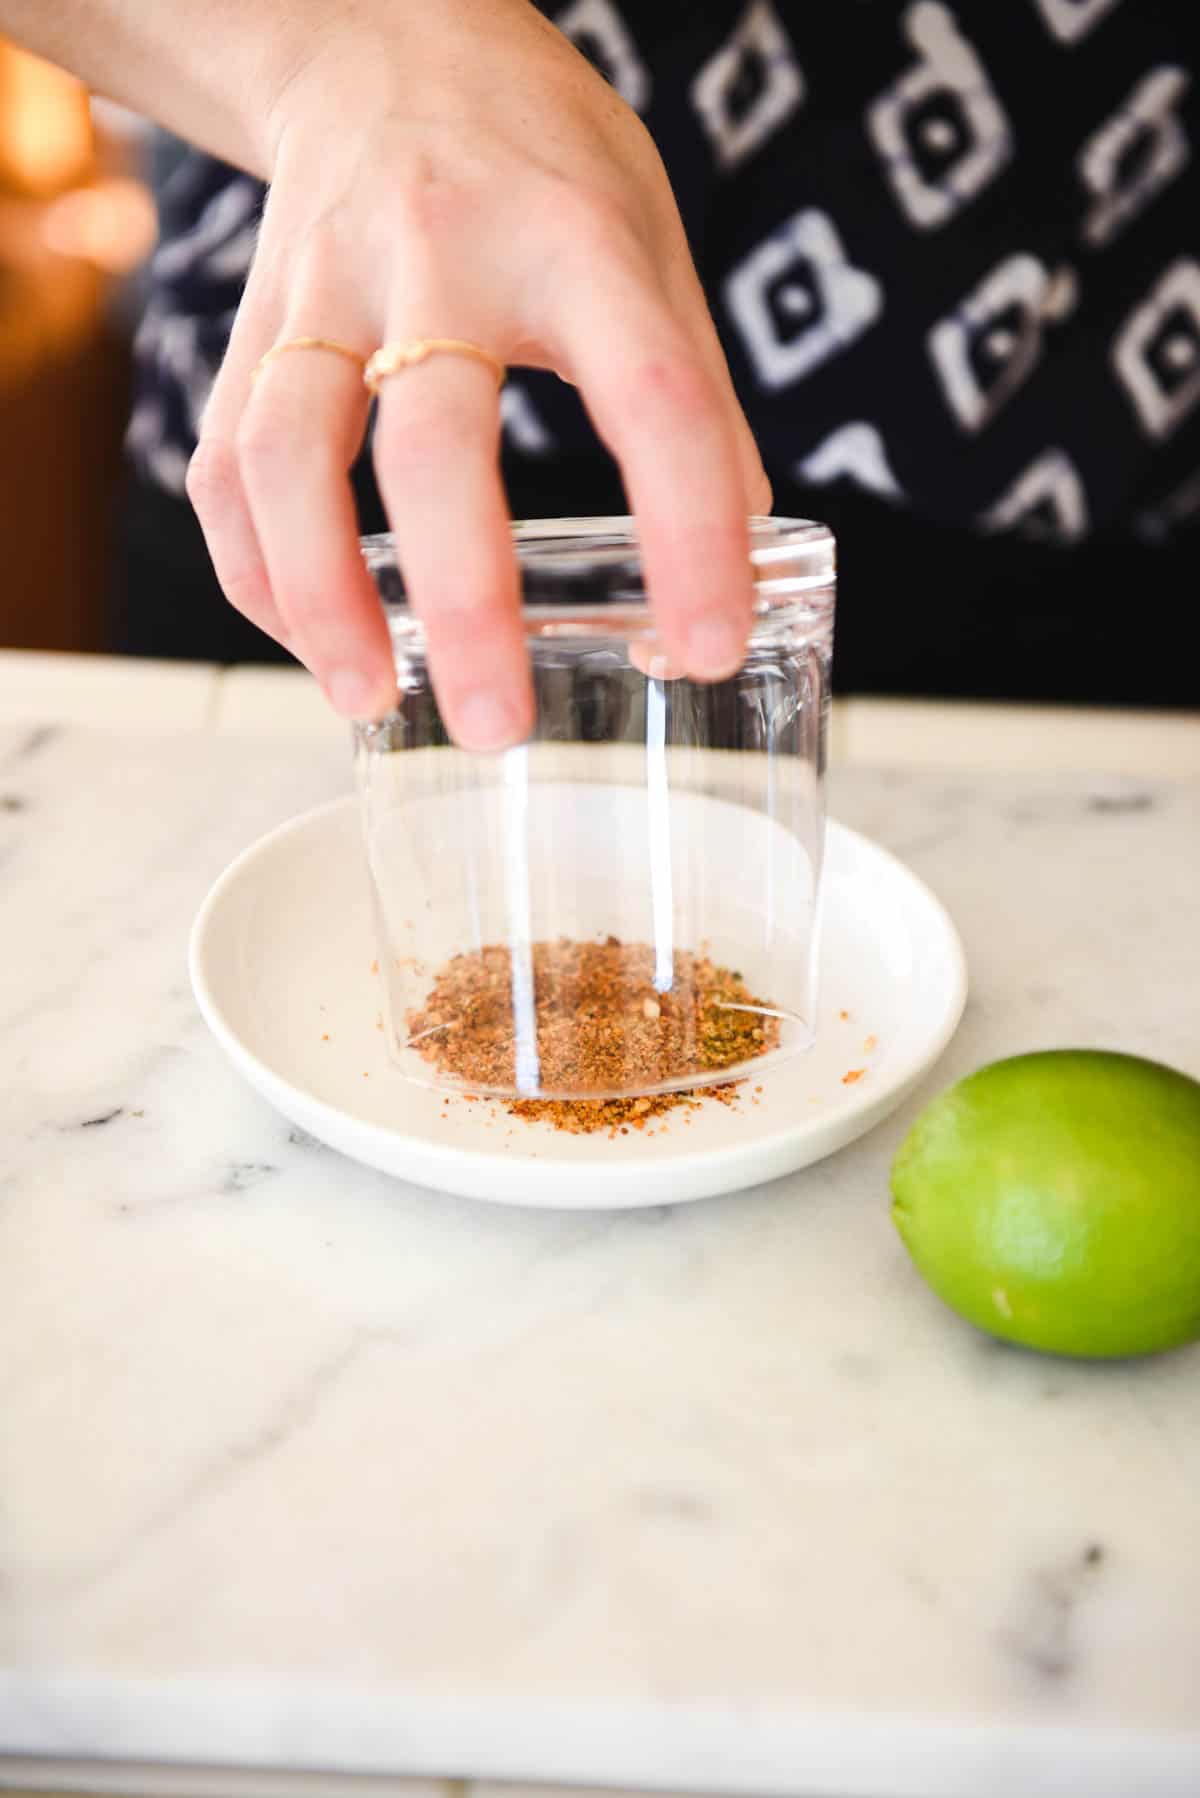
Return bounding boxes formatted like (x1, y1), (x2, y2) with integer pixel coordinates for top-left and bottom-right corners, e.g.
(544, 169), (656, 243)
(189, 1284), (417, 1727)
(190, 798), (967, 1209)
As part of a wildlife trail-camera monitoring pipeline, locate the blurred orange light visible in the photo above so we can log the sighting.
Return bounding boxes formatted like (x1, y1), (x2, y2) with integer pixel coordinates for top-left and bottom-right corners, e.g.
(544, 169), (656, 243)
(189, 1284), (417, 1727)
(0, 45), (93, 194)
(42, 177), (157, 273)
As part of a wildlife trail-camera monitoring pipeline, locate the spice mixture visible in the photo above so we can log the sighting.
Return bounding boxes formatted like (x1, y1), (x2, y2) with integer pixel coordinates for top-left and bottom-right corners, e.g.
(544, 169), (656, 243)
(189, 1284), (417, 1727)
(407, 937), (781, 1134)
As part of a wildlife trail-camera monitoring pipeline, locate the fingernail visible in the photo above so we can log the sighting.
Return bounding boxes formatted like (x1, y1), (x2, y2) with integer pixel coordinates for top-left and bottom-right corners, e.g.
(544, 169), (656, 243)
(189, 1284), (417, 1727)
(327, 668), (382, 718)
(455, 689), (524, 753)
(686, 614), (746, 679)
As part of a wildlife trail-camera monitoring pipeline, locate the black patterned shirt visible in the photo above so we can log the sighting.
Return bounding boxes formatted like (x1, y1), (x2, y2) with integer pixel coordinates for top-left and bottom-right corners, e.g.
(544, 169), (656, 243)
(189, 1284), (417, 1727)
(129, 0), (1200, 549)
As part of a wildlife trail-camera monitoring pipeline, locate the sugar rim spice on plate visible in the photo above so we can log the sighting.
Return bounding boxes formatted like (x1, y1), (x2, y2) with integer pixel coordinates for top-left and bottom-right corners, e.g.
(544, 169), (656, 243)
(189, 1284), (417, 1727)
(407, 937), (782, 1134)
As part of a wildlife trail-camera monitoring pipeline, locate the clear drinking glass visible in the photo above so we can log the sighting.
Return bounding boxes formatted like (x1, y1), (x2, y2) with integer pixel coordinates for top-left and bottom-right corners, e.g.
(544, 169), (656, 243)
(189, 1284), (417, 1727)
(354, 516), (835, 1101)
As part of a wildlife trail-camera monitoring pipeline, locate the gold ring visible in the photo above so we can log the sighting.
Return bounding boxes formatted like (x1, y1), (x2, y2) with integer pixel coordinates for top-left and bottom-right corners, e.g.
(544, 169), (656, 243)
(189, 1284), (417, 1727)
(252, 337), (367, 381)
(364, 338), (506, 396)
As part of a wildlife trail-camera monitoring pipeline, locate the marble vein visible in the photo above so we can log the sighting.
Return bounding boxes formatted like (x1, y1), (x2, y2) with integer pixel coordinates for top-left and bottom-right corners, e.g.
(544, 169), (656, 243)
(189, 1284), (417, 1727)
(33, 1328), (410, 1606)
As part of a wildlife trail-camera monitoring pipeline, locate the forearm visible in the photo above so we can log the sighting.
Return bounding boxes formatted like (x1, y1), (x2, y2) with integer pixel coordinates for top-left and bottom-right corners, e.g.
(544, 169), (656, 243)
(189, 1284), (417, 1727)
(0, 0), (341, 174)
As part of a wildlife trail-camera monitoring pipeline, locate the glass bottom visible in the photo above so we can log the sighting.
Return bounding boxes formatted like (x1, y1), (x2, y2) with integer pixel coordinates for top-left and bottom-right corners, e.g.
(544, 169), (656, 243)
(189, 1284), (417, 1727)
(397, 933), (811, 1102)
(365, 776), (820, 1104)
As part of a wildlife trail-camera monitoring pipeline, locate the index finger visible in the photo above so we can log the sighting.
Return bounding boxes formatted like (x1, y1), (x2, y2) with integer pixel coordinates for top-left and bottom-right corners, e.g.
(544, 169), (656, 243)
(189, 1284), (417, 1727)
(558, 270), (754, 682)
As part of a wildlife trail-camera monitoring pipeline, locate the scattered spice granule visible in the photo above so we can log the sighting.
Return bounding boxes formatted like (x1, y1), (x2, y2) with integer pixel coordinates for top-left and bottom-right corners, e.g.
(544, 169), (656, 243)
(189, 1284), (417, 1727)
(864, 1035), (878, 1053)
(375, 1014), (384, 1031)
(839, 1009), (850, 1022)
(370, 960), (379, 975)
(321, 1033), (330, 1042)
(842, 1068), (866, 1085)
(409, 937), (779, 1135)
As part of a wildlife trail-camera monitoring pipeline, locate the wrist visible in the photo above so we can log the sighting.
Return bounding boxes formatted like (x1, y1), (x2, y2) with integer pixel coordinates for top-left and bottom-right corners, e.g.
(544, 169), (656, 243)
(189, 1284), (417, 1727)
(259, 16), (392, 179)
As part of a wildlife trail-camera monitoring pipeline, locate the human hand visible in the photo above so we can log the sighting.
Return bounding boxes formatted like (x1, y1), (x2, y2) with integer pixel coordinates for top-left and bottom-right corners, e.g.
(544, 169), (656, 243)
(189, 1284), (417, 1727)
(187, 0), (769, 749)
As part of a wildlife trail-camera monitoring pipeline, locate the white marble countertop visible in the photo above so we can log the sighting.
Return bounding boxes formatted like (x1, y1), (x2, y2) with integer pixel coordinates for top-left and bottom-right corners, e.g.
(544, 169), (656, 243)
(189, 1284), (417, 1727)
(2, 655), (1199, 1798)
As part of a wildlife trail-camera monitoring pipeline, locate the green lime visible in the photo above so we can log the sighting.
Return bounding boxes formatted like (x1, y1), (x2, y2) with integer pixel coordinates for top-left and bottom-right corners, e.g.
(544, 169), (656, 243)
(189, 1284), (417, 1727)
(891, 1051), (1200, 1359)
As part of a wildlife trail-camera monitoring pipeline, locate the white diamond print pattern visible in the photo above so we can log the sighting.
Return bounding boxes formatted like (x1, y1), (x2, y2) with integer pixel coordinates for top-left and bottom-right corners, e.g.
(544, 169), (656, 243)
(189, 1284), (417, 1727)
(1112, 258), (1200, 439)
(724, 210), (884, 391)
(798, 422), (905, 502)
(867, 3), (1013, 231)
(691, 1), (806, 172)
(928, 254), (1077, 432)
(982, 449), (1090, 542)
(1079, 66), (1191, 250)
(501, 386), (556, 456)
(1032, 0), (1123, 46)
(556, 0), (651, 111)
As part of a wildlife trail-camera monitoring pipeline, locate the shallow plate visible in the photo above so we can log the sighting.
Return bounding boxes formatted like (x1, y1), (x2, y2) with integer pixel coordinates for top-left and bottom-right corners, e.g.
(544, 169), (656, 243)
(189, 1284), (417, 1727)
(190, 798), (967, 1209)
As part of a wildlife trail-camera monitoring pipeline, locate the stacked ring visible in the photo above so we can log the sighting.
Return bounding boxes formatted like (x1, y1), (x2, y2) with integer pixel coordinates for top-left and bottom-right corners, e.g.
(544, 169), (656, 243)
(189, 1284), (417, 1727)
(364, 338), (506, 395)
(251, 337), (368, 380)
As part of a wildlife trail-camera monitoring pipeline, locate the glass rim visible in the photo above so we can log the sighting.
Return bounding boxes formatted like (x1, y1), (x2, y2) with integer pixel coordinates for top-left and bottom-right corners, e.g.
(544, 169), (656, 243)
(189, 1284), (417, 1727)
(361, 514), (836, 619)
